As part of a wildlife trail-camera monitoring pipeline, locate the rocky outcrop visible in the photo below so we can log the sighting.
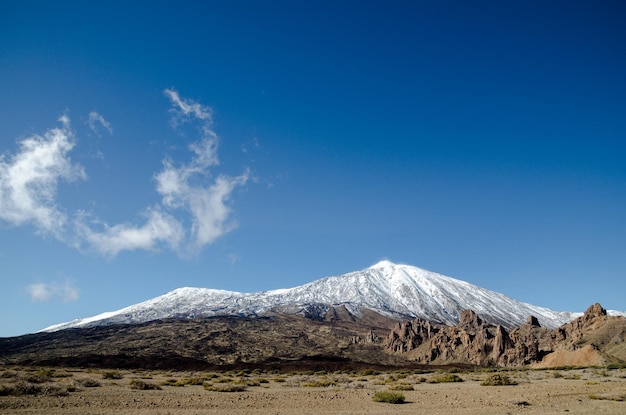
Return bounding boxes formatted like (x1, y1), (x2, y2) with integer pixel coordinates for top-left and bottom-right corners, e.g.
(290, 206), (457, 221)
(385, 303), (626, 367)
(385, 309), (527, 366)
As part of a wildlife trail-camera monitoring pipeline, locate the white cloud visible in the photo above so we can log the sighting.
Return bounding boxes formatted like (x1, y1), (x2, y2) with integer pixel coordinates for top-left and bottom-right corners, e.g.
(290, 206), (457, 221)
(76, 208), (184, 257)
(27, 280), (79, 303)
(2, 90), (249, 257)
(27, 283), (52, 302)
(164, 89), (213, 123)
(88, 111), (113, 135)
(0, 116), (86, 236)
(152, 89), (249, 253)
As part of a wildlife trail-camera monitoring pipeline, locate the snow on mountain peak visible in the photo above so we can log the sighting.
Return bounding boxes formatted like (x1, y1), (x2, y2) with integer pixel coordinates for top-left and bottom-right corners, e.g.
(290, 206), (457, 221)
(41, 262), (583, 332)
(368, 259), (398, 270)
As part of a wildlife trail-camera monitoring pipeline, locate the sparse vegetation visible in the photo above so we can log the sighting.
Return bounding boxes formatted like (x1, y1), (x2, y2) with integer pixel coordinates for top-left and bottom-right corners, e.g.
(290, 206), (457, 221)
(480, 373), (517, 386)
(429, 373), (464, 383)
(129, 379), (162, 390)
(589, 393), (625, 402)
(78, 378), (101, 387)
(372, 390), (406, 404)
(0, 381), (68, 397)
(102, 370), (123, 379)
(389, 383), (414, 391)
(203, 383), (246, 392)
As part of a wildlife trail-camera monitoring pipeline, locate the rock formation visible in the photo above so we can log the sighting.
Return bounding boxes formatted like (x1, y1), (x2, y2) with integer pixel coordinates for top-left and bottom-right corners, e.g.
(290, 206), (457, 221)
(385, 303), (626, 367)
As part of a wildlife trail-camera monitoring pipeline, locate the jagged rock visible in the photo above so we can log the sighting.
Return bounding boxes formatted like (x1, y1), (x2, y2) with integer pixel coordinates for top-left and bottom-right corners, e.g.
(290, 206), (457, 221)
(459, 309), (484, 329)
(350, 330), (381, 344)
(385, 318), (439, 353)
(384, 304), (626, 367)
(526, 316), (540, 327)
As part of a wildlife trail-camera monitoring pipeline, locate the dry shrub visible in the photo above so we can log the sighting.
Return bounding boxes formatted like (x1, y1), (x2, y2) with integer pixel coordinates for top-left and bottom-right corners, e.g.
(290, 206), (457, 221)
(429, 373), (464, 383)
(589, 393), (625, 402)
(204, 383), (246, 392)
(129, 379), (162, 390)
(481, 373), (517, 386)
(389, 383), (414, 391)
(78, 378), (101, 388)
(102, 371), (123, 380)
(372, 390), (405, 404)
(0, 381), (68, 397)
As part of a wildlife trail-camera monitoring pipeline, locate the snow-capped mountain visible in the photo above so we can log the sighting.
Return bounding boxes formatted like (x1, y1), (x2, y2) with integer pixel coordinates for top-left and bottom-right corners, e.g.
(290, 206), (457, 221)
(43, 261), (580, 332)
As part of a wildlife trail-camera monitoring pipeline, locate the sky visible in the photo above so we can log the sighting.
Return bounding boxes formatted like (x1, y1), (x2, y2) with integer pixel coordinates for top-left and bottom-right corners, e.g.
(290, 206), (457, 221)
(1, 1), (625, 337)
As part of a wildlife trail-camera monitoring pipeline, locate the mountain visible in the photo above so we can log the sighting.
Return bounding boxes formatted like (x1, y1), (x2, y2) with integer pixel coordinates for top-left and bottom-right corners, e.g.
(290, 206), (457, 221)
(43, 261), (578, 332)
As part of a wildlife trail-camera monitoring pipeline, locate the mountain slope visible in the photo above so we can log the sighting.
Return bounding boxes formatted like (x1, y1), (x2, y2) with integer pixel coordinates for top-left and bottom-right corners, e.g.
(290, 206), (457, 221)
(43, 261), (576, 332)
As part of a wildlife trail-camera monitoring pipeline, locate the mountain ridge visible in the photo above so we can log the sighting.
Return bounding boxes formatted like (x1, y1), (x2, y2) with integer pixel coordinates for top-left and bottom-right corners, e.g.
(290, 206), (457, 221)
(41, 261), (607, 332)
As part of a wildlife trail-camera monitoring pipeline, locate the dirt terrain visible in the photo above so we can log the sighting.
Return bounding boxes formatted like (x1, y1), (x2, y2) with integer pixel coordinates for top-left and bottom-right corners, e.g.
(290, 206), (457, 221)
(1, 366), (625, 414)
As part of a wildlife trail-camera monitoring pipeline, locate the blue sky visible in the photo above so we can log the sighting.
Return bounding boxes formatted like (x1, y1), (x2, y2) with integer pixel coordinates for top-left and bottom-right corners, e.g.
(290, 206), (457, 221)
(1, 1), (625, 337)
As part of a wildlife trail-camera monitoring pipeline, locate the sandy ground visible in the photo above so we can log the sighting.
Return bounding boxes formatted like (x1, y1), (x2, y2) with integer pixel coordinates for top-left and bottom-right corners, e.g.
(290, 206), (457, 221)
(1, 367), (625, 414)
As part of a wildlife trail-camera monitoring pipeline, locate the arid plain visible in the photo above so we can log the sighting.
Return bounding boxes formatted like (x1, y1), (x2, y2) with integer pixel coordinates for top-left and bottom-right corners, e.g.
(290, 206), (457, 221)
(1, 366), (625, 415)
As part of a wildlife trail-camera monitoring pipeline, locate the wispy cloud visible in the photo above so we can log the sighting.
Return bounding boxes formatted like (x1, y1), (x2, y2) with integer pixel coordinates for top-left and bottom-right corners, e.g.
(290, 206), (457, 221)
(88, 111), (113, 135)
(75, 208), (184, 257)
(1, 90), (248, 257)
(155, 89), (249, 252)
(27, 280), (79, 303)
(0, 115), (86, 237)
(79, 90), (249, 256)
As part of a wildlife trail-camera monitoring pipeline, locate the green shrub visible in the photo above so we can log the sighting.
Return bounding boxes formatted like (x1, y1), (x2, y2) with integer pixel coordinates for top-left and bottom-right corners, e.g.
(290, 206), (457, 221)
(372, 390), (405, 404)
(480, 373), (517, 386)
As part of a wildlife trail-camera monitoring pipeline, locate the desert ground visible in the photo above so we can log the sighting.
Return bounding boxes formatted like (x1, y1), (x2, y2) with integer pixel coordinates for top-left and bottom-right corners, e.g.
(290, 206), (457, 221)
(1, 365), (625, 414)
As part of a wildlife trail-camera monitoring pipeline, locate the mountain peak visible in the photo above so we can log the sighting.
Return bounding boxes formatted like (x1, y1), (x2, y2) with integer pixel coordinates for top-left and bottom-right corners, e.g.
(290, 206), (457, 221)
(41, 262), (583, 332)
(368, 259), (399, 269)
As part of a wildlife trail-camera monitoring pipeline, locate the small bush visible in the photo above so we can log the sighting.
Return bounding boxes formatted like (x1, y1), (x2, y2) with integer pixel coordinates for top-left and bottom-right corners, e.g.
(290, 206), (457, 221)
(481, 373), (517, 386)
(129, 379), (162, 390)
(102, 371), (123, 380)
(204, 383), (246, 392)
(389, 383), (414, 391)
(589, 393), (625, 402)
(0, 381), (68, 397)
(184, 377), (206, 385)
(429, 373), (464, 383)
(372, 390), (405, 404)
(78, 378), (101, 388)
(213, 377), (233, 383)
(25, 369), (55, 384)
